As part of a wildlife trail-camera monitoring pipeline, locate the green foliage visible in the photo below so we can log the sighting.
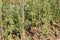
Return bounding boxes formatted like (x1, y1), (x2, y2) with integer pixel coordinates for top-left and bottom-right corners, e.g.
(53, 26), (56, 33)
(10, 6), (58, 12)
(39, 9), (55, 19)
(2, 0), (60, 40)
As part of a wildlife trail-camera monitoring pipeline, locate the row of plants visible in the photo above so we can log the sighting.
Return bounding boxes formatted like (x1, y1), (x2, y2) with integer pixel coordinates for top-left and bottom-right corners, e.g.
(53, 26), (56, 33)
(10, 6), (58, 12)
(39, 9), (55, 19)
(2, 0), (60, 40)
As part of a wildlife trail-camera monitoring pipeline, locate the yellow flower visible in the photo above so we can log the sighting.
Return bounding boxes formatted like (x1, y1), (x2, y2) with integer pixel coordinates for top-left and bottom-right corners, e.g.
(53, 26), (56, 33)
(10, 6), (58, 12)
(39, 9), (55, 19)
(52, 21), (57, 25)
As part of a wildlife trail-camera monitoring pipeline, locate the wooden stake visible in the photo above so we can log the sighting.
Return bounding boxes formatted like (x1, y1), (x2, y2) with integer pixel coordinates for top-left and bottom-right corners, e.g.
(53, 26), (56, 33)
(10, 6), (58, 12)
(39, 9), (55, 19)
(38, 0), (41, 27)
(20, 0), (26, 40)
(0, 0), (3, 40)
